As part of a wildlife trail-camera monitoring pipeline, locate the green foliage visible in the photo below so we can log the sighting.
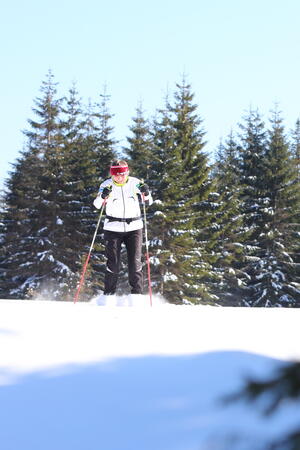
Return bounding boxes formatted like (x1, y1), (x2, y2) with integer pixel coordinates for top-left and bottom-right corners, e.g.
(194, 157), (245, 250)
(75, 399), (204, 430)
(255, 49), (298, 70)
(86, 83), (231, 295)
(149, 79), (220, 304)
(232, 362), (300, 449)
(291, 118), (300, 181)
(1, 72), (300, 305)
(212, 134), (246, 305)
(238, 108), (300, 306)
(124, 103), (154, 181)
(0, 73), (117, 300)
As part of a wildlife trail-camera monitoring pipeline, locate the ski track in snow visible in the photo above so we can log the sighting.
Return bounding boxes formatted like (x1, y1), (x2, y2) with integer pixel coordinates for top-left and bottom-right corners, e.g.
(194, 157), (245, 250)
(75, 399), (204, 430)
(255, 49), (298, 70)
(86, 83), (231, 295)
(0, 297), (300, 450)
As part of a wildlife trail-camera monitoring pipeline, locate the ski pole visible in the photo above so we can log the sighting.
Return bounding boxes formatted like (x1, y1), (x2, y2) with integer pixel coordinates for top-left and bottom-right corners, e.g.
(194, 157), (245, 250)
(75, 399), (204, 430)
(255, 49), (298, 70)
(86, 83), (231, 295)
(74, 200), (106, 304)
(142, 194), (153, 307)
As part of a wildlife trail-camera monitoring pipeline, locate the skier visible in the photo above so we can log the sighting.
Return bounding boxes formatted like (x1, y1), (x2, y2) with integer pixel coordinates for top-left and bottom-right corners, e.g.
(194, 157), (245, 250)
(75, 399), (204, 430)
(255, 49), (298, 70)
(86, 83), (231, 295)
(93, 160), (152, 304)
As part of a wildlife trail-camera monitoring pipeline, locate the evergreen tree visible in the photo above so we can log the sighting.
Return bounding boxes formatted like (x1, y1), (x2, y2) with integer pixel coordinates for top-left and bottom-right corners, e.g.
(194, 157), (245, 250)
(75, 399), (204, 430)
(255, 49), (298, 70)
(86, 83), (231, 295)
(0, 70), (66, 298)
(212, 133), (246, 305)
(240, 109), (300, 306)
(0, 144), (44, 298)
(236, 362), (300, 449)
(0, 188), (5, 298)
(150, 93), (174, 197)
(290, 119), (300, 282)
(259, 109), (300, 306)
(123, 103), (154, 180)
(83, 88), (118, 295)
(0, 77), (119, 300)
(120, 103), (155, 293)
(57, 83), (99, 299)
(237, 109), (269, 304)
(23, 70), (69, 297)
(148, 97), (176, 295)
(93, 87), (118, 177)
(291, 118), (300, 181)
(150, 79), (218, 304)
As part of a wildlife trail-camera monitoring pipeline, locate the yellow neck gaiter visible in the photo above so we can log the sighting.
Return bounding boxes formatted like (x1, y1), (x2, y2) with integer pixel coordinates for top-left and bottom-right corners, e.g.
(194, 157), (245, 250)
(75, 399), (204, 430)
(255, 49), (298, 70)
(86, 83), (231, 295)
(112, 176), (129, 187)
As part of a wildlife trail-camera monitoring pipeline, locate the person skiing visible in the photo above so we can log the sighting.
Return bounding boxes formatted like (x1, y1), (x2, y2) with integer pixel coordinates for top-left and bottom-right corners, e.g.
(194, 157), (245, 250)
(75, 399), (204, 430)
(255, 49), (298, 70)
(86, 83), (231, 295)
(93, 160), (152, 304)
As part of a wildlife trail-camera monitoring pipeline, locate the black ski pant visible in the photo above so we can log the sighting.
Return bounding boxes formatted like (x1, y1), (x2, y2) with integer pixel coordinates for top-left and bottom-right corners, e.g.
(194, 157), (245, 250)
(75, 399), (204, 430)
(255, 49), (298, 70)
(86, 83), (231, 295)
(103, 229), (143, 295)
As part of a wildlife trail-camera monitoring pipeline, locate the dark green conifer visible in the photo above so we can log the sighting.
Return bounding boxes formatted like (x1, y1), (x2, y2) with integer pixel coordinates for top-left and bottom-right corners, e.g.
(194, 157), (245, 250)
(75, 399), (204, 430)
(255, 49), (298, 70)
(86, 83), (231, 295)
(240, 109), (300, 306)
(0, 70), (65, 298)
(0, 144), (45, 298)
(150, 79), (217, 304)
(291, 118), (300, 181)
(58, 83), (98, 299)
(93, 87), (118, 177)
(290, 119), (300, 280)
(212, 133), (246, 305)
(83, 89), (118, 295)
(124, 103), (154, 180)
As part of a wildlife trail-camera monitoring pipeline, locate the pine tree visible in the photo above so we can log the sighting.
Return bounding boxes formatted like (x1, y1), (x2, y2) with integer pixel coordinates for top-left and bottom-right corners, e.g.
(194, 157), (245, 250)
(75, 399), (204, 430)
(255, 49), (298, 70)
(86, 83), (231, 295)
(0, 144), (44, 298)
(0, 70), (66, 298)
(237, 361), (300, 449)
(236, 109), (269, 304)
(123, 103), (154, 180)
(240, 109), (300, 306)
(291, 118), (300, 181)
(150, 93), (174, 197)
(259, 109), (300, 306)
(150, 79), (218, 304)
(83, 88), (118, 295)
(93, 87), (118, 176)
(120, 103), (155, 293)
(212, 133), (246, 305)
(24, 71), (70, 297)
(0, 77), (119, 300)
(57, 83), (99, 299)
(0, 189), (5, 298)
(290, 119), (300, 283)
(148, 97), (176, 295)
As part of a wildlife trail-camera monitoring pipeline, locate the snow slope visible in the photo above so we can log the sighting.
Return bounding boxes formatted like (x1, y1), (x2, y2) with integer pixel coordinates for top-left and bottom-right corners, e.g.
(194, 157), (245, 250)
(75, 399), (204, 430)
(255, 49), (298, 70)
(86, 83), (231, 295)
(0, 297), (300, 450)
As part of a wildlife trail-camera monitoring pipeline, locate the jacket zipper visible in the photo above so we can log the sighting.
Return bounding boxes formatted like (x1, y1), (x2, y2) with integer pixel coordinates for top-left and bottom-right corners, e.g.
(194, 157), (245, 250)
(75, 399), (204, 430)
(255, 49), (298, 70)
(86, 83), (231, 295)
(121, 186), (126, 232)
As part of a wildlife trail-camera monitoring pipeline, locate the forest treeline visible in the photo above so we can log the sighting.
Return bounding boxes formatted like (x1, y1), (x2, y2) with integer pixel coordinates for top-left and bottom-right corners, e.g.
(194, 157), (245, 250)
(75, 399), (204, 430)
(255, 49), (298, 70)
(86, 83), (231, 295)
(0, 71), (299, 306)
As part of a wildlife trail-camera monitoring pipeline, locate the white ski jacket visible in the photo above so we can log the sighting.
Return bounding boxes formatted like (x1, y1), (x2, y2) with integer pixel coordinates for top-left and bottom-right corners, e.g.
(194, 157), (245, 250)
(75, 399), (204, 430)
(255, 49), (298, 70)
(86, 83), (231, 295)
(93, 176), (153, 233)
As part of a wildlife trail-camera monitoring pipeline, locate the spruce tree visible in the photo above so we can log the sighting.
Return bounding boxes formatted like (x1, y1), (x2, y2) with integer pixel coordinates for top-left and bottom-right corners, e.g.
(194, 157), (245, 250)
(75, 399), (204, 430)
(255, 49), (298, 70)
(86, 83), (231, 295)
(82, 89), (118, 295)
(148, 98), (176, 296)
(174, 80), (220, 304)
(57, 84), (99, 299)
(24, 71), (70, 298)
(0, 189), (5, 298)
(237, 361), (300, 449)
(121, 104), (155, 293)
(93, 88), (118, 176)
(212, 133), (246, 305)
(237, 109), (269, 305)
(123, 103), (154, 180)
(149, 93), (175, 197)
(291, 118), (300, 181)
(0, 144), (45, 298)
(150, 79), (218, 304)
(240, 109), (300, 306)
(258, 109), (300, 306)
(290, 119), (300, 283)
(0, 70), (66, 298)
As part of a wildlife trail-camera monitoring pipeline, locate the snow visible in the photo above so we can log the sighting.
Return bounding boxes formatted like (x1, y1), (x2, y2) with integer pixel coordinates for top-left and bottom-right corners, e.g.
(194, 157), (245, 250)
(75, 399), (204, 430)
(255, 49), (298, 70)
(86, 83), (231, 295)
(154, 210), (166, 217)
(163, 272), (178, 281)
(0, 298), (300, 450)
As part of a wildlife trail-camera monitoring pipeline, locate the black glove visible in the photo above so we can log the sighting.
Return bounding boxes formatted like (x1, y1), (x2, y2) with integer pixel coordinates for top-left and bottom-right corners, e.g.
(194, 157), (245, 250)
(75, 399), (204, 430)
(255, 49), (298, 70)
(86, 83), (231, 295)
(101, 186), (112, 199)
(139, 182), (149, 196)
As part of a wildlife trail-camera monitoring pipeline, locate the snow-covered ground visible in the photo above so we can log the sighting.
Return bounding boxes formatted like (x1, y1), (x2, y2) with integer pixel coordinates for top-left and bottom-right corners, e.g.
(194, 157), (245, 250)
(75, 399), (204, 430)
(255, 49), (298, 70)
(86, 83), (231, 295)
(1, 296), (300, 450)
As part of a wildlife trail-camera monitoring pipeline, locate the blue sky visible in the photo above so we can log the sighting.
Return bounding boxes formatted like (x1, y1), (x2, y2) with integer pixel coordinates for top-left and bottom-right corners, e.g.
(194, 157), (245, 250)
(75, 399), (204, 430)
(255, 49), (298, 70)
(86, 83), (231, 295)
(1, 0), (300, 187)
